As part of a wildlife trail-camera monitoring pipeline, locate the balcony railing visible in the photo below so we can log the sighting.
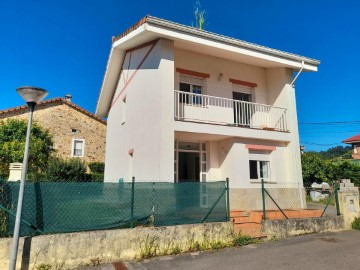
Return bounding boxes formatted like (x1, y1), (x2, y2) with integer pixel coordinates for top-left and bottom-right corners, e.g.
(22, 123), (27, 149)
(174, 90), (288, 132)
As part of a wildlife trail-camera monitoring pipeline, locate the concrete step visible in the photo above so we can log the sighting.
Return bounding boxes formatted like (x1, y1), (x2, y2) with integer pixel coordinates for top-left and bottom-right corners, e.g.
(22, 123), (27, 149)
(234, 224), (266, 239)
(231, 216), (250, 223)
(230, 211), (250, 218)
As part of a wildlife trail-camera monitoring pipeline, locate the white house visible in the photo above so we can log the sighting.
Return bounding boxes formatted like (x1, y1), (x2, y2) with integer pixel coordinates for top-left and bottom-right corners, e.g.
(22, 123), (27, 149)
(96, 16), (320, 210)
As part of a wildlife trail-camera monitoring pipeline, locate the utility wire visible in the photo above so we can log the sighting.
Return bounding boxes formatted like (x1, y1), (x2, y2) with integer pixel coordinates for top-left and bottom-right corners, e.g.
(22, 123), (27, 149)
(299, 120), (360, 125)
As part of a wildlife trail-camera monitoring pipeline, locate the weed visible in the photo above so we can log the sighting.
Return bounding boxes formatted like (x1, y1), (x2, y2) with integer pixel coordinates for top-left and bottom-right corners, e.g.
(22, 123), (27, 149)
(36, 264), (52, 270)
(90, 257), (102, 266)
(171, 245), (182, 255)
(232, 234), (256, 247)
(139, 235), (159, 259)
(351, 217), (360, 230)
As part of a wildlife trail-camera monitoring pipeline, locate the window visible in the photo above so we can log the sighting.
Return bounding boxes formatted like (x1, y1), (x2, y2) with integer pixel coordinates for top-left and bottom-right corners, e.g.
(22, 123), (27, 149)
(72, 139), (85, 157)
(179, 75), (204, 105)
(249, 160), (270, 180)
(248, 151), (270, 181)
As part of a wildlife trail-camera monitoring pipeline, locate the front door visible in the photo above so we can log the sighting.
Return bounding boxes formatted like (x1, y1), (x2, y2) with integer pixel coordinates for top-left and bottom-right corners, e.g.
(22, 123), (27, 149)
(233, 91), (252, 126)
(178, 152), (200, 182)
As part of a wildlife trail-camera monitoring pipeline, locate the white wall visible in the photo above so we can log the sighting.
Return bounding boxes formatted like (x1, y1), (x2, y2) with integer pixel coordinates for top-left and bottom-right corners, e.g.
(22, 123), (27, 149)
(214, 138), (292, 188)
(174, 48), (268, 104)
(105, 39), (174, 182)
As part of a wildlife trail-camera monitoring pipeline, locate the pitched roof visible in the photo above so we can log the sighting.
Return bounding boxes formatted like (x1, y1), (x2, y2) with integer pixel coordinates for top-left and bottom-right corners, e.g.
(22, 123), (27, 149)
(97, 15), (321, 117)
(343, 134), (360, 144)
(0, 98), (107, 125)
(112, 15), (320, 66)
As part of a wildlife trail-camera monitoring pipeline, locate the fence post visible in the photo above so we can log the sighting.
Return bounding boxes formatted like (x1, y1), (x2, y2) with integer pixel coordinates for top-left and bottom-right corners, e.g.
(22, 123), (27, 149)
(261, 178), (266, 220)
(130, 176), (135, 228)
(226, 178), (230, 221)
(334, 181), (341, 216)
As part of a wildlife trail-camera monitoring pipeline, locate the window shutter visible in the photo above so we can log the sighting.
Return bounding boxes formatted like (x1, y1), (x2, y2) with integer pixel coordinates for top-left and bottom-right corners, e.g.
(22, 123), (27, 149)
(180, 75), (204, 87)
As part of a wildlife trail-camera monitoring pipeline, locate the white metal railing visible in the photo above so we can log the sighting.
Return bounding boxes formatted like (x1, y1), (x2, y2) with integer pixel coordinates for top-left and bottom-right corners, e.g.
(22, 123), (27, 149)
(174, 90), (288, 132)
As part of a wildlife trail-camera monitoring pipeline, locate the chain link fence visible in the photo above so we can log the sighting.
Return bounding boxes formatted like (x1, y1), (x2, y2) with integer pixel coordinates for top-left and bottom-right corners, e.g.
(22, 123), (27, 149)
(0, 179), (229, 238)
(261, 181), (340, 220)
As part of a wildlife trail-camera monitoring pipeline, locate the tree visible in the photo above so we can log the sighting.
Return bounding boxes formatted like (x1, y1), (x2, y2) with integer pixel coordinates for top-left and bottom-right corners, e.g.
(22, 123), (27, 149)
(319, 145), (352, 160)
(0, 119), (54, 180)
(301, 152), (329, 185)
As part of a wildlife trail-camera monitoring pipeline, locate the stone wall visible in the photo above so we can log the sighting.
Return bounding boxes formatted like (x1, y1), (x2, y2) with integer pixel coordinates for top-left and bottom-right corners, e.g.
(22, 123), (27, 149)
(261, 216), (346, 238)
(0, 100), (106, 163)
(0, 222), (233, 270)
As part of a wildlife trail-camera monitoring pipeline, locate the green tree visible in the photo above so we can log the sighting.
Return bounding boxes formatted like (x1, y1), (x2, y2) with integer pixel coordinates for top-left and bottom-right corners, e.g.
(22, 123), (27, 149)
(319, 145), (352, 160)
(301, 152), (329, 185)
(0, 119), (53, 180)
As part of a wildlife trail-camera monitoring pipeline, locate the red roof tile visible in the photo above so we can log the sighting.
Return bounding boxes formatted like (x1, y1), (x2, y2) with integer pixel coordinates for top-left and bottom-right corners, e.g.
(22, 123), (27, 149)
(343, 134), (360, 143)
(0, 98), (106, 125)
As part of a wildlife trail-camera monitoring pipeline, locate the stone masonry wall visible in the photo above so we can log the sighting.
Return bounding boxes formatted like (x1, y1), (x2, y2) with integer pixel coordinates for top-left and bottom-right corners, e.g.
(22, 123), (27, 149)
(0, 101), (106, 163)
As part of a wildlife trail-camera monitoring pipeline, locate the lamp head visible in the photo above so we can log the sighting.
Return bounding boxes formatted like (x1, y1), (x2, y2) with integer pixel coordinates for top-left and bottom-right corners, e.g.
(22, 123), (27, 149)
(16, 86), (48, 104)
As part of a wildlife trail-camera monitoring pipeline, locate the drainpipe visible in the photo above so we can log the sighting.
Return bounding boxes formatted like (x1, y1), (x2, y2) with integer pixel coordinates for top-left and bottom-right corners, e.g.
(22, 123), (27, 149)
(290, 60), (305, 208)
(291, 60), (304, 87)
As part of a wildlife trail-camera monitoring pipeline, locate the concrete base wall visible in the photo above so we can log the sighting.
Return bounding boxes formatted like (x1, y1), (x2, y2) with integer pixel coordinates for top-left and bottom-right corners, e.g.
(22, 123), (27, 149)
(230, 188), (306, 210)
(261, 216), (346, 239)
(0, 222), (233, 270)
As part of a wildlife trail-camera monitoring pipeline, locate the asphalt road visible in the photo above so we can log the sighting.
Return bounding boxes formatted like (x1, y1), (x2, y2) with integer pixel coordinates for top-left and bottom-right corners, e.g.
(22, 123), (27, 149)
(77, 231), (360, 270)
(127, 231), (360, 270)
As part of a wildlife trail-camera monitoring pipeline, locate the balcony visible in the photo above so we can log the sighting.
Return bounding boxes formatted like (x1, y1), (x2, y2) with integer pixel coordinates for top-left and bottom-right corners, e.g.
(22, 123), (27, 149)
(174, 90), (288, 132)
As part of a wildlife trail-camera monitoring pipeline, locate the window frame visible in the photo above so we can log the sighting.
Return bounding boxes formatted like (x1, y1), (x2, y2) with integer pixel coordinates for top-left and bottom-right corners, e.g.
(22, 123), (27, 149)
(71, 139), (85, 158)
(179, 75), (205, 105)
(248, 150), (272, 183)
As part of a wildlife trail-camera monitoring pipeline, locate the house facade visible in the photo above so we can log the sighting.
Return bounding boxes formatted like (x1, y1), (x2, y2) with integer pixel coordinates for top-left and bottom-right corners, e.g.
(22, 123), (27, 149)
(0, 97), (107, 163)
(96, 16), (320, 209)
(343, 134), (360, 160)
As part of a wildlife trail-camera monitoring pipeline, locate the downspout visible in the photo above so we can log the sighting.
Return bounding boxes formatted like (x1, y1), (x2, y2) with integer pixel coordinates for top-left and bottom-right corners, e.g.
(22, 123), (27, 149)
(290, 60), (305, 208)
(291, 60), (304, 87)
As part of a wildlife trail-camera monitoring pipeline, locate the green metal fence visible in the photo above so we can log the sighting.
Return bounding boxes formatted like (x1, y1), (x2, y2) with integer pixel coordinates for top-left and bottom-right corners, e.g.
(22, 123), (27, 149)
(0, 179), (229, 237)
(261, 179), (341, 220)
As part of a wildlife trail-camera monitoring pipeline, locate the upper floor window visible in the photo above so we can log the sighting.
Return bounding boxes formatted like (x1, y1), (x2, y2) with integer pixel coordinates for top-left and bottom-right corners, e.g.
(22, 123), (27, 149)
(72, 139), (85, 157)
(179, 75), (204, 104)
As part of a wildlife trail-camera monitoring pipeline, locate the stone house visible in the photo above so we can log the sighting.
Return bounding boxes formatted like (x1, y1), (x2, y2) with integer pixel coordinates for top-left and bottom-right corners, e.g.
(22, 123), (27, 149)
(0, 96), (106, 164)
(343, 134), (360, 160)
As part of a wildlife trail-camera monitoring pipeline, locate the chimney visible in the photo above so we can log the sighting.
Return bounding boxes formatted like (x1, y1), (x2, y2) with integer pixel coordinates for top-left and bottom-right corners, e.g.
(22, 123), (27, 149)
(65, 94), (72, 102)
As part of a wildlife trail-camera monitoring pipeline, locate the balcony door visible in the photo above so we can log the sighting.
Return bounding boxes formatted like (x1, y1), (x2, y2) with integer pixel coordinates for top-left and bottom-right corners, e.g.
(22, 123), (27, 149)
(179, 75), (204, 105)
(233, 88), (253, 126)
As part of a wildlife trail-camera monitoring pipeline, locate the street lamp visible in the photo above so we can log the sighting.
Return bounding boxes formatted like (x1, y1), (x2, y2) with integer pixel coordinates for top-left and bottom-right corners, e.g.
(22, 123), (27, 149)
(9, 86), (48, 270)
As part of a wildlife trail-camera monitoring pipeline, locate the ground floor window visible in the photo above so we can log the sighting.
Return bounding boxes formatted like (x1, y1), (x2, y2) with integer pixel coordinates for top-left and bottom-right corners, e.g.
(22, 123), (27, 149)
(248, 150), (271, 181)
(249, 160), (270, 180)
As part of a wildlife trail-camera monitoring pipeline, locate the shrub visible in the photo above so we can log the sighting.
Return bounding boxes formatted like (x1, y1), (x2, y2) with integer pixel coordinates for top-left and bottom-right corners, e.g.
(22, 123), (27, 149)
(351, 217), (360, 230)
(45, 157), (86, 181)
(88, 162), (105, 174)
(0, 119), (53, 180)
(86, 173), (104, 182)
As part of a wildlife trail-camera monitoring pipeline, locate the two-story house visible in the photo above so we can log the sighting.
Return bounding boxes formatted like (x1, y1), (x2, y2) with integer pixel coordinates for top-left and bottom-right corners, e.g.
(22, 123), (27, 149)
(96, 16), (320, 210)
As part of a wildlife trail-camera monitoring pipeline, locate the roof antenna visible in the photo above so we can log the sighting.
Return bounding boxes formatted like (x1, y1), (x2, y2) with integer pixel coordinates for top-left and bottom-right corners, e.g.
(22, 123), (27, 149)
(65, 94), (72, 102)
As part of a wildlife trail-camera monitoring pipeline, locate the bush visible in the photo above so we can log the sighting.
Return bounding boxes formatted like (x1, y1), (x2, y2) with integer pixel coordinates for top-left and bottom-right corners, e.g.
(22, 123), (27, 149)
(88, 162), (105, 174)
(86, 173), (104, 182)
(351, 217), (360, 230)
(45, 157), (86, 181)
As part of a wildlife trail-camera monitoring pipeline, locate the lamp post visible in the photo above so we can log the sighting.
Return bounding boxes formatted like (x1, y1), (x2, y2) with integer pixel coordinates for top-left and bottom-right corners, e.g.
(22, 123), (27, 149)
(9, 86), (48, 270)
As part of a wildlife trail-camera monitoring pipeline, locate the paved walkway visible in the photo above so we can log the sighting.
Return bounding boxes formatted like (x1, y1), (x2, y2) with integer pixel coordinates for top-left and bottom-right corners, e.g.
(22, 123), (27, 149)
(75, 230), (360, 270)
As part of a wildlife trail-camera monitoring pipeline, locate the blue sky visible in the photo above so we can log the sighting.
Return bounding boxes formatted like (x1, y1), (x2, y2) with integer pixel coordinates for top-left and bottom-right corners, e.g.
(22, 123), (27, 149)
(1, 0), (359, 151)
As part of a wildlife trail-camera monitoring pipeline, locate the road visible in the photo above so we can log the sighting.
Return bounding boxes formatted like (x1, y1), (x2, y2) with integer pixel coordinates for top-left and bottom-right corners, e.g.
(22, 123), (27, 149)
(77, 230), (360, 270)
